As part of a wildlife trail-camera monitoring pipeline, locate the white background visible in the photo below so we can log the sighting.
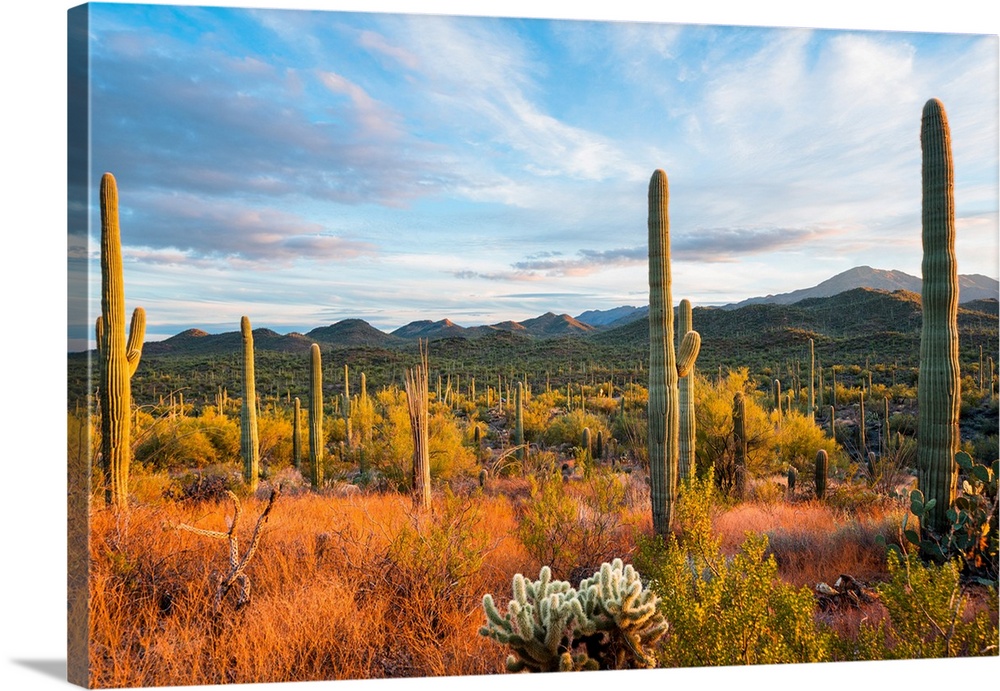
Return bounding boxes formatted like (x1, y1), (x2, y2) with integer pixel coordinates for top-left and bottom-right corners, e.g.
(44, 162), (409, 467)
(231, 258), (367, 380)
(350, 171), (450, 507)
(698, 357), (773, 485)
(3, 1), (998, 690)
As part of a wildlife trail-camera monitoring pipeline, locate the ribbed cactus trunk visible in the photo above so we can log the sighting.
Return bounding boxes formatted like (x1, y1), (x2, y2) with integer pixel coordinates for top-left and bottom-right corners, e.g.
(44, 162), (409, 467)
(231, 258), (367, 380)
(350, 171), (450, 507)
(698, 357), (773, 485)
(858, 391), (866, 459)
(342, 364), (352, 449)
(98, 173), (145, 509)
(678, 298), (697, 482)
(514, 381), (525, 461)
(405, 340), (431, 510)
(733, 392), (748, 500)
(309, 344), (324, 489)
(815, 449), (828, 500)
(240, 316), (260, 492)
(647, 170), (701, 535)
(808, 339), (815, 421)
(292, 397), (301, 471)
(917, 98), (961, 534)
(774, 379), (782, 415)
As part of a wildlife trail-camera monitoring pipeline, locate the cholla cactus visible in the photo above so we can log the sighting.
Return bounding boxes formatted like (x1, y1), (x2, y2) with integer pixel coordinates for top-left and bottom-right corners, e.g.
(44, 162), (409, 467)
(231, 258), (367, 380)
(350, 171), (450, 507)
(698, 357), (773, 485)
(575, 559), (668, 669)
(481, 561), (667, 672)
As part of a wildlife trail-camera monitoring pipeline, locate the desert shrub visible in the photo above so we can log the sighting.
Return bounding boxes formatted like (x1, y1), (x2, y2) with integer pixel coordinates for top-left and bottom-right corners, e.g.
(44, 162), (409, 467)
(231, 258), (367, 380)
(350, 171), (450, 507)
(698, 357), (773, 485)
(257, 412), (292, 474)
(517, 472), (580, 577)
(517, 469), (631, 581)
(635, 476), (832, 666)
(843, 550), (999, 660)
(520, 394), (556, 441)
(611, 410), (647, 466)
(428, 411), (478, 481)
(695, 369), (777, 491)
(776, 410), (840, 474)
(134, 415), (225, 470)
(164, 466), (243, 502)
(542, 409), (610, 450)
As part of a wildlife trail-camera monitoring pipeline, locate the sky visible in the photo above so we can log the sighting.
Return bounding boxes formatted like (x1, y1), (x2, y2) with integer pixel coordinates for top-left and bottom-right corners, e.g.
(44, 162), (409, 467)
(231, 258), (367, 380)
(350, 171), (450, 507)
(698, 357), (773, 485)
(5, 3), (999, 691)
(67, 1), (999, 349)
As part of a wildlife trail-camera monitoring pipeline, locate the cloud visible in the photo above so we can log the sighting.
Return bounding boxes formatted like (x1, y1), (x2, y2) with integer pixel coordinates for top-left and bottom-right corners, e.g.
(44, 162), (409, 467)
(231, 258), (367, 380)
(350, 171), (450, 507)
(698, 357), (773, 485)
(125, 193), (377, 265)
(512, 247), (647, 275)
(90, 18), (452, 209)
(673, 226), (827, 262)
(357, 29), (420, 70)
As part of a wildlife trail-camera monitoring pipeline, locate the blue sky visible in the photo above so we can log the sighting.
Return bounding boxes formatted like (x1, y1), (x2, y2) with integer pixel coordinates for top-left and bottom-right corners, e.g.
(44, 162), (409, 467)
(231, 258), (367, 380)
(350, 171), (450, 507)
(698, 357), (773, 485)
(68, 1), (999, 348)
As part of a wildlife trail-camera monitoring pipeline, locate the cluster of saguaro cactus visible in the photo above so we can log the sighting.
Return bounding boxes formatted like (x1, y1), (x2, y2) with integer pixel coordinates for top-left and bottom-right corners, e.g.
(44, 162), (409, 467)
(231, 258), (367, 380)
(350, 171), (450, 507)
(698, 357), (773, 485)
(309, 344), (324, 489)
(97, 172), (146, 509)
(732, 391), (748, 499)
(647, 169), (701, 535)
(480, 560), (666, 672)
(815, 449), (828, 499)
(678, 298), (697, 481)
(405, 340), (431, 510)
(240, 316), (260, 492)
(917, 98), (961, 534)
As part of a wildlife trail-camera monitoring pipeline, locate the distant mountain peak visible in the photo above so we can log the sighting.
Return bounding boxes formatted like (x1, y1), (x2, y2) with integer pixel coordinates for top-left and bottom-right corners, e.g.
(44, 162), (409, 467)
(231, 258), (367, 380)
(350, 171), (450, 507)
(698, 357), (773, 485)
(722, 266), (997, 309)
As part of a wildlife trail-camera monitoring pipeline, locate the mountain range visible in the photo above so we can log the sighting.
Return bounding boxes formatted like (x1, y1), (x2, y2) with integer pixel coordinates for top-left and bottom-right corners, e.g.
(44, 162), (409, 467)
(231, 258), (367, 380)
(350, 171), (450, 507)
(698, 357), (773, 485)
(572, 266), (999, 329)
(128, 265), (997, 357)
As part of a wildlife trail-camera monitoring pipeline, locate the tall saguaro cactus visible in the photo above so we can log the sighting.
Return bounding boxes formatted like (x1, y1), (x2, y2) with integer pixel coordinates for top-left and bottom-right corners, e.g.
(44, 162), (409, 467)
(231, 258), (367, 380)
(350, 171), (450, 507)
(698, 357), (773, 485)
(678, 298), (698, 482)
(918, 98), (961, 534)
(292, 397), (301, 471)
(514, 381), (525, 461)
(98, 172), (145, 509)
(647, 170), (701, 535)
(240, 316), (260, 492)
(309, 344), (324, 489)
(808, 338), (815, 421)
(342, 364), (352, 448)
(732, 392), (748, 499)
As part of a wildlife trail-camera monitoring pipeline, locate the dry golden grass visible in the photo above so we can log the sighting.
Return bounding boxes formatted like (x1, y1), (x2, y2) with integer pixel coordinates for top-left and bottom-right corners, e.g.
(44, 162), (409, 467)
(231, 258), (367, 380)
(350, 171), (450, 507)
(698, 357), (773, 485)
(713, 497), (904, 587)
(87, 471), (981, 687)
(88, 489), (528, 687)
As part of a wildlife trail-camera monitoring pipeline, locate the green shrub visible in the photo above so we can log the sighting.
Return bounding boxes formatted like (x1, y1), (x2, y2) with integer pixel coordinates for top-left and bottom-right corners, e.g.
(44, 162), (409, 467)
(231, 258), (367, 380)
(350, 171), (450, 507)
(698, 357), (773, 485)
(635, 476), (831, 666)
(842, 550), (998, 660)
(543, 410), (610, 450)
(517, 470), (630, 580)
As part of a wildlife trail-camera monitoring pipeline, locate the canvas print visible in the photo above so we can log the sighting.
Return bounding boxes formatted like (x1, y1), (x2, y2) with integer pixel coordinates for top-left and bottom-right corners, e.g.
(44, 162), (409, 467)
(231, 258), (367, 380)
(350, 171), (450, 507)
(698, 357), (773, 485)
(67, 2), (999, 688)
